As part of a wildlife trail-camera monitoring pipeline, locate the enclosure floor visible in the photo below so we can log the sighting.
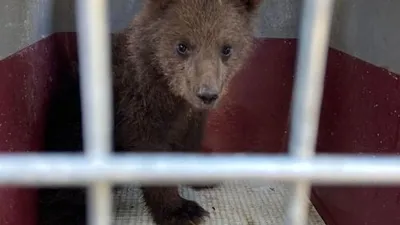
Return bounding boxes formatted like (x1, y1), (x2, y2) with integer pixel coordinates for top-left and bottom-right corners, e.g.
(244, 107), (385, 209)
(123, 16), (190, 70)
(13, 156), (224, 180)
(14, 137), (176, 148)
(113, 180), (326, 225)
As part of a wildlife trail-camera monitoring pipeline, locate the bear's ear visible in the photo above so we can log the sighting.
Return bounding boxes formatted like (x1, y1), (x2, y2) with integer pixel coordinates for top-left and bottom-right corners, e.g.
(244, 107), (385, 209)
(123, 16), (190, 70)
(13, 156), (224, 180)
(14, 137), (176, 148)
(235, 0), (262, 13)
(148, 0), (174, 10)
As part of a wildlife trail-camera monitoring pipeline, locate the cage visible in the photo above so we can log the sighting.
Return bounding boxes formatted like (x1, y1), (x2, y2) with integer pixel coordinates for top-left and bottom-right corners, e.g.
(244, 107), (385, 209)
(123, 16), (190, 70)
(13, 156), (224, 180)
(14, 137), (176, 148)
(0, 0), (400, 225)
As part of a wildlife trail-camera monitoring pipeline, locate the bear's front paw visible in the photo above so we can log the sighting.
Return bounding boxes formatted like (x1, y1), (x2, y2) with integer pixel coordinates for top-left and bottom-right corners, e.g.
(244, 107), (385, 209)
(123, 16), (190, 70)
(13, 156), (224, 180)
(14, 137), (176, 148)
(155, 199), (209, 225)
(189, 183), (219, 191)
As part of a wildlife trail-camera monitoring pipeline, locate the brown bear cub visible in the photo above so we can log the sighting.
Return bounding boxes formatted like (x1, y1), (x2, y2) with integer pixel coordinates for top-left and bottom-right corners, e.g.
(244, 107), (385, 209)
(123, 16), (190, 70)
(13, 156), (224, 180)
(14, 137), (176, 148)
(112, 0), (261, 224)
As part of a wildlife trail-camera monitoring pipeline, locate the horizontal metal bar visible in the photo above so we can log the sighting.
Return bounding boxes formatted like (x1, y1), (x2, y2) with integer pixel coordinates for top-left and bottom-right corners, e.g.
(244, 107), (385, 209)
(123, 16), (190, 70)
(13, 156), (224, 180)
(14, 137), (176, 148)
(0, 153), (399, 186)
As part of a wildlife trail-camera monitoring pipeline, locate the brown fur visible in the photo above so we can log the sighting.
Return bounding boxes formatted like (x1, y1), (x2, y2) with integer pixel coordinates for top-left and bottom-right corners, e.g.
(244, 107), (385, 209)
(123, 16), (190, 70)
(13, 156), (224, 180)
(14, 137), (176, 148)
(112, 0), (261, 224)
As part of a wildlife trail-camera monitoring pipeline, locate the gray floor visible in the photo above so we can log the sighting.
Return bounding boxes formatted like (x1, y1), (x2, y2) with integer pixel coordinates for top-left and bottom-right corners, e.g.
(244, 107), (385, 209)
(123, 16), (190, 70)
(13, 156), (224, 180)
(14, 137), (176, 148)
(113, 180), (326, 225)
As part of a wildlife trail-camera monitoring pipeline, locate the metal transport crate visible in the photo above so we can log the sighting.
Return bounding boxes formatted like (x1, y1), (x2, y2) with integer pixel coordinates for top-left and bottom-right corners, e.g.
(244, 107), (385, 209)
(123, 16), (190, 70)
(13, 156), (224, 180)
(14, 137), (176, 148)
(0, 0), (399, 225)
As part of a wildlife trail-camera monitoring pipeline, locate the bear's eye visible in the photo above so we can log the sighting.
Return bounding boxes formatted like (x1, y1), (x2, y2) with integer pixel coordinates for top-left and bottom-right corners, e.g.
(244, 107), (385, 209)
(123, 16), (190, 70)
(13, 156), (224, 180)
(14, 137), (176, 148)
(176, 43), (188, 56)
(221, 45), (232, 58)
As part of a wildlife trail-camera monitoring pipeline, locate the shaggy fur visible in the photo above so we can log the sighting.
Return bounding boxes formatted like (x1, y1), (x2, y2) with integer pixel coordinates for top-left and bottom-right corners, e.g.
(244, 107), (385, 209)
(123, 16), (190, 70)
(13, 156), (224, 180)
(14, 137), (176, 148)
(112, 1), (260, 223)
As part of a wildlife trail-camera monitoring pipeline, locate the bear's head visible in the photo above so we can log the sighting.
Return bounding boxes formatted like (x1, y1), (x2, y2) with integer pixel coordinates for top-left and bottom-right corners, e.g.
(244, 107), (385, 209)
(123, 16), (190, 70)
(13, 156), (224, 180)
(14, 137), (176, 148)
(140, 0), (261, 110)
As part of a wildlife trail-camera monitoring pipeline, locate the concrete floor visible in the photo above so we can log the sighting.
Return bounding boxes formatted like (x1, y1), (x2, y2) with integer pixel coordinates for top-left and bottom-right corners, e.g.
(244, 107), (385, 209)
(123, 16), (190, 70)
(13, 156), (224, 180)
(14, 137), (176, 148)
(113, 180), (326, 225)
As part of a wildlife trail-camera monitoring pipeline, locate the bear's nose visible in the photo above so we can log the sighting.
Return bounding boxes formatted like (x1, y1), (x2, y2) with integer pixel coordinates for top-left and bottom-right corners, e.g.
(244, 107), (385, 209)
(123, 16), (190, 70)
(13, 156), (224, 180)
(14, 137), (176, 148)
(197, 87), (219, 105)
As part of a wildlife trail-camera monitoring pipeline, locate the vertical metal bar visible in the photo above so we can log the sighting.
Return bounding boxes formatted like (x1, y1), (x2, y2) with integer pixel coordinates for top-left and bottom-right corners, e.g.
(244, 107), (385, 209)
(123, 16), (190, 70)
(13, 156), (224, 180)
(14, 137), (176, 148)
(76, 0), (113, 158)
(76, 0), (113, 224)
(285, 0), (335, 225)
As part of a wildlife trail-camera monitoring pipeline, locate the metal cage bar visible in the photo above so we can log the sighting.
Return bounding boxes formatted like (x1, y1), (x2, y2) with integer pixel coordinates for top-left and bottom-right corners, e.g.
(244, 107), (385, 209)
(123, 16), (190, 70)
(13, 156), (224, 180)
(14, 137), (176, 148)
(1, 154), (400, 185)
(76, 0), (113, 224)
(285, 0), (335, 225)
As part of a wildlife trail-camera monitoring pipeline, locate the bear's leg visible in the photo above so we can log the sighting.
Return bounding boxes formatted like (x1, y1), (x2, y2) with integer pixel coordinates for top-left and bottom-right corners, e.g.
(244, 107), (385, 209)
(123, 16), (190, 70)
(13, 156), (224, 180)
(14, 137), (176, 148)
(141, 186), (209, 225)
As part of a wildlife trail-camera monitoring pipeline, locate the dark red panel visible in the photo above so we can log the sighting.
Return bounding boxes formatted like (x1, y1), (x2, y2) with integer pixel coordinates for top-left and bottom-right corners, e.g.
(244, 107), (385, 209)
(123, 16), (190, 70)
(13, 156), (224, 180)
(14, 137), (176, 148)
(312, 47), (400, 225)
(0, 32), (78, 225)
(0, 36), (60, 225)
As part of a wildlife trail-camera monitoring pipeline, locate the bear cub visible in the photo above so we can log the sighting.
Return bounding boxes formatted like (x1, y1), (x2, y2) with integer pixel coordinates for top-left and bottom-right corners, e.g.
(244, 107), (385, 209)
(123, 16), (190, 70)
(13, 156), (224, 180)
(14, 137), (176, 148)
(112, 0), (261, 224)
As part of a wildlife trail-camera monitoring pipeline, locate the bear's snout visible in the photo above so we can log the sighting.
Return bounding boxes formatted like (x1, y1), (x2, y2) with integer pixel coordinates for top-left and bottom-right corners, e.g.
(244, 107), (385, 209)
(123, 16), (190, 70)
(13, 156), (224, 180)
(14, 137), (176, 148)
(196, 86), (219, 105)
